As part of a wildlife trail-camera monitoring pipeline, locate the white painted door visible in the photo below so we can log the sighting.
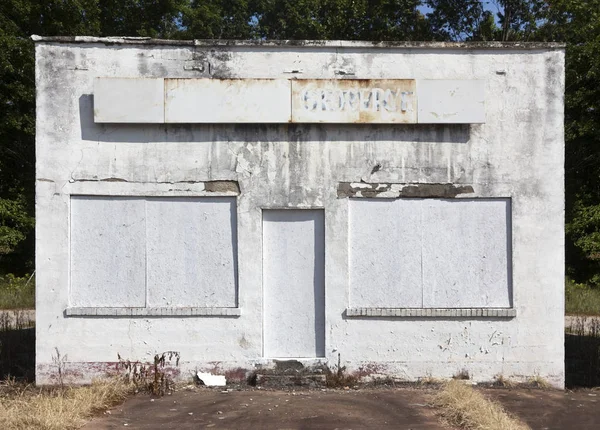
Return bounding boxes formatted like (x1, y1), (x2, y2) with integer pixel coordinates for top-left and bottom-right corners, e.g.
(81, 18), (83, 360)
(262, 210), (325, 358)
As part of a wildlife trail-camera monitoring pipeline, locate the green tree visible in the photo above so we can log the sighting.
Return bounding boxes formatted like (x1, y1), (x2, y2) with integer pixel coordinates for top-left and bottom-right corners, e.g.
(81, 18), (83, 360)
(425, 0), (488, 41)
(0, 3), (39, 274)
(254, 0), (432, 40)
(97, 0), (186, 38)
(537, 0), (600, 285)
(180, 0), (257, 39)
(426, 0), (546, 41)
(6, 0), (598, 290)
(495, 0), (546, 41)
(0, 0), (191, 274)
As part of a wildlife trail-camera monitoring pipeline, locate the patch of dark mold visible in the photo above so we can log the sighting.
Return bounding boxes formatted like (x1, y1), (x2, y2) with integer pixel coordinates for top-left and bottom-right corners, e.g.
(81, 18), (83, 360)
(370, 163), (382, 174)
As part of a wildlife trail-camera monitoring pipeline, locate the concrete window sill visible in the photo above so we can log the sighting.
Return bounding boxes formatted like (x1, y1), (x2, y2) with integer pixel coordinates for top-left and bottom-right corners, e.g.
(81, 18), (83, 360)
(345, 308), (516, 318)
(65, 307), (241, 317)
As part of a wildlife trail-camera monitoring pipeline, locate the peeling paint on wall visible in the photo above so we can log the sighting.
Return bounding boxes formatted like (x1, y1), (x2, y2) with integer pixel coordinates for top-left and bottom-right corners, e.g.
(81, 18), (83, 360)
(34, 39), (565, 388)
(337, 182), (474, 198)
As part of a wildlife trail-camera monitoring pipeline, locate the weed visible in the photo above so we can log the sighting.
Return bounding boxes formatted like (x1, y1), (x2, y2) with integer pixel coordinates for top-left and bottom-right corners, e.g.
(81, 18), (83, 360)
(527, 374), (550, 389)
(118, 351), (180, 396)
(452, 369), (470, 380)
(51, 348), (67, 390)
(418, 374), (443, 387)
(325, 354), (358, 388)
(566, 279), (600, 315)
(493, 374), (516, 388)
(0, 274), (35, 310)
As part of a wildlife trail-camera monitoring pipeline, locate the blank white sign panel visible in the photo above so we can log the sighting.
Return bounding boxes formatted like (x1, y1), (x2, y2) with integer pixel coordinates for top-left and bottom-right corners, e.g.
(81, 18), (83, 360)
(263, 210), (325, 358)
(164, 79), (291, 123)
(94, 78), (164, 123)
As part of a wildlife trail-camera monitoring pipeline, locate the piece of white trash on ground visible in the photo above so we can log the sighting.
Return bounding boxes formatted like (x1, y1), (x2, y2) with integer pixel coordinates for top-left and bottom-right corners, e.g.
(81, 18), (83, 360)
(197, 372), (226, 387)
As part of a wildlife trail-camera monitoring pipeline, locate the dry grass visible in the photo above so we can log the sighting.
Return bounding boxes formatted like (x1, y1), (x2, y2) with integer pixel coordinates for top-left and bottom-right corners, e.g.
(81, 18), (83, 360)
(0, 378), (133, 430)
(0, 274), (35, 310)
(418, 375), (443, 387)
(526, 375), (551, 389)
(493, 374), (517, 388)
(433, 380), (530, 430)
(565, 279), (600, 316)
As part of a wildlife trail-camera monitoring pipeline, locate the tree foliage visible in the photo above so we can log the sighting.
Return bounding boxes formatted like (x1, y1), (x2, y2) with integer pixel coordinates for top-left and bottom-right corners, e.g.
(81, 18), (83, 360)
(0, 4), (36, 273)
(425, 0), (488, 41)
(0, 0), (190, 274)
(253, 0), (432, 40)
(0, 0), (599, 287)
(181, 1), (257, 39)
(535, 0), (600, 285)
(426, 0), (545, 41)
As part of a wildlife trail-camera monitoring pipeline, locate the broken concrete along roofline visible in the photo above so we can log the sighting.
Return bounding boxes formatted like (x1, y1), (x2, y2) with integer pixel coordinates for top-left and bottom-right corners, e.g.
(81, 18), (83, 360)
(30, 34), (565, 50)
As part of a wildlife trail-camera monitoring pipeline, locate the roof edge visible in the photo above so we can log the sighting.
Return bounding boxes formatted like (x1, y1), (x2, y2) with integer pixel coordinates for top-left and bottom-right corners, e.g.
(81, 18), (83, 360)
(31, 35), (566, 50)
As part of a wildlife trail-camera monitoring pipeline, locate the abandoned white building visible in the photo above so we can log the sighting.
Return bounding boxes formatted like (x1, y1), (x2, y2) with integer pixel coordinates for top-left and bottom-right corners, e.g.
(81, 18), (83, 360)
(34, 37), (566, 387)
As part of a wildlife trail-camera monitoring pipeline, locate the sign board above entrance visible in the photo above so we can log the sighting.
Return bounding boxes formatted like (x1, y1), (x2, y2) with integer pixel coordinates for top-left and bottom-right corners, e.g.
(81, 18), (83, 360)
(292, 80), (417, 124)
(94, 78), (485, 124)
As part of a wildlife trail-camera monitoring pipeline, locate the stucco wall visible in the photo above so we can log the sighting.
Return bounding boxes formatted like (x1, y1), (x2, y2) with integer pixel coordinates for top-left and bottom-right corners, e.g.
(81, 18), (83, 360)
(35, 39), (565, 387)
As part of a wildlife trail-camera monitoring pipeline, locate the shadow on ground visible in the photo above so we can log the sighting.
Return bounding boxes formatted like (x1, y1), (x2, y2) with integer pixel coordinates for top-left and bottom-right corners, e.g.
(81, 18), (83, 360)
(565, 332), (600, 388)
(565, 315), (600, 388)
(0, 311), (35, 382)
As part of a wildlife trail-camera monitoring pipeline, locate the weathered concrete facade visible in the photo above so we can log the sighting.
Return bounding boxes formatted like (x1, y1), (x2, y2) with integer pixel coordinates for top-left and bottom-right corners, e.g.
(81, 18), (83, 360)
(35, 37), (565, 387)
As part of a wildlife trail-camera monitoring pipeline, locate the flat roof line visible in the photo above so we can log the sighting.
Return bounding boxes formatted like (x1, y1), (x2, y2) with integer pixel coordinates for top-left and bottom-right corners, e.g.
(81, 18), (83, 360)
(30, 35), (565, 50)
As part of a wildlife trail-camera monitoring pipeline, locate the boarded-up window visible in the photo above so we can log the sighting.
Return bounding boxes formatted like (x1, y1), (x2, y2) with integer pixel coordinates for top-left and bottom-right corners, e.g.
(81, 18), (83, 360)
(349, 198), (511, 308)
(70, 196), (237, 307)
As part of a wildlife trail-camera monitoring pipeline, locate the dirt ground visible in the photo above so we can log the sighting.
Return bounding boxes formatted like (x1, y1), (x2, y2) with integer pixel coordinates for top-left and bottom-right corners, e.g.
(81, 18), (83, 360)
(483, 387), (600, 430)
(83, 385), (600, 430)
(83, 387), (450, 429)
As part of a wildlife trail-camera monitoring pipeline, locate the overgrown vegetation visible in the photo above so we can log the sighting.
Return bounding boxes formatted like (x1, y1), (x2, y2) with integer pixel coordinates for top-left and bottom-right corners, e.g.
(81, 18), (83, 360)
(418, 374), (443, 387)
(526, 375), (551, 389)
(565, 278), (600, 315)
(452, 369), (471, 381)
(324, 354), (358, 388)
(0, 377), (133, 430)
(433, 379), (530, 430)
(118, 351), (181, 396)
(0, 311), (131, 429)
(0, 274), (34, 309)
(493, 374), (516, 388)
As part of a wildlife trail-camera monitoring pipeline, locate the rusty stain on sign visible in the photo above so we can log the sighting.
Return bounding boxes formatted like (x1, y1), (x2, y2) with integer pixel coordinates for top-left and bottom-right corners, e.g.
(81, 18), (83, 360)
(93, 78), (484, 124)
(291, 79), (417, 123)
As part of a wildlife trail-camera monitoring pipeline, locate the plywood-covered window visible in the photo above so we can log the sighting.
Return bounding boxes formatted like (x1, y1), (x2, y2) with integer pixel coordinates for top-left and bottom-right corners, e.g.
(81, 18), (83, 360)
(349, 198), (512, 309)
(69, 196), (238, 308)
